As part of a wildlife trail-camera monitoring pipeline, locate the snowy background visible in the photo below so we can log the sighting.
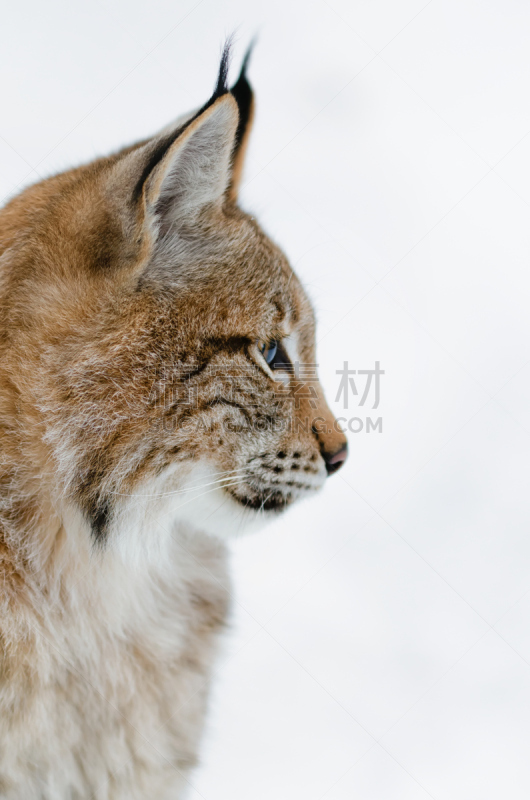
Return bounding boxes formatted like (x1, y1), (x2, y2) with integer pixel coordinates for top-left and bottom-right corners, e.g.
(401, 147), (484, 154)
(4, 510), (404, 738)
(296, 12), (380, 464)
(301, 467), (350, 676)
(2, 1), (530, 798)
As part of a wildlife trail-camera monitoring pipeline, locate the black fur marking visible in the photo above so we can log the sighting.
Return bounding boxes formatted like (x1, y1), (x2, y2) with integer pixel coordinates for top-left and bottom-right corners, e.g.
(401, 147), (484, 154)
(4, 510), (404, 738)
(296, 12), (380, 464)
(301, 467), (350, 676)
(132, 39), (233, 203)
(230, 42), (255, 153)
(200, 397), (252, 423)
(228, 488), (290, 512)
(132, 131), (182, 204)
(176, 335), (250, 383)
(87, 497), (111, 542)
(75, 462), (114, 542)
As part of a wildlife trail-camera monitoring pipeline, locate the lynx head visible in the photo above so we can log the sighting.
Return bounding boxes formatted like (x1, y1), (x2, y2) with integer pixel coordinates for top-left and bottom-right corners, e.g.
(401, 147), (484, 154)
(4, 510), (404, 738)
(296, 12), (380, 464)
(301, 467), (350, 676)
(0, 45), (347, 556)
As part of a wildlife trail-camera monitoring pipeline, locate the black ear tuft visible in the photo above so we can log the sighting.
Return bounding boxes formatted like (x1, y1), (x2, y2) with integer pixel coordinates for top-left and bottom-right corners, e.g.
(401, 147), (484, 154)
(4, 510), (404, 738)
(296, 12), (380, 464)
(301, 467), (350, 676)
(237, 38), (255, 82)
(230, 41), (255, 151)
(213, 38), (233, 100)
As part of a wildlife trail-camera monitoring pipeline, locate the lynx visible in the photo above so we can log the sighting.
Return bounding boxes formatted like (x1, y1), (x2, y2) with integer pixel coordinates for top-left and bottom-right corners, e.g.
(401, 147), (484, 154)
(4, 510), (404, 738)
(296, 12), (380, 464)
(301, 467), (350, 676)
(0, 44), (347, 799)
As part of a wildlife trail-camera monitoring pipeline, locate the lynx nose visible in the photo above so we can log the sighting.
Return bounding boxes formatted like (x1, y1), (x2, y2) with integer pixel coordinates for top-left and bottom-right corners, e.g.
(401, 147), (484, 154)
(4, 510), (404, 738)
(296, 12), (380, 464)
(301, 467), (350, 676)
(322, 443), (348, 476)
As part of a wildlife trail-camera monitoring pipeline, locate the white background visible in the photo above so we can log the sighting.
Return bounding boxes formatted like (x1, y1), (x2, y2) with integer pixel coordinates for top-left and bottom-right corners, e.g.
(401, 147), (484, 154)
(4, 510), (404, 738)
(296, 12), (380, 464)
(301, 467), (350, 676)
(2, 1), (530, 798)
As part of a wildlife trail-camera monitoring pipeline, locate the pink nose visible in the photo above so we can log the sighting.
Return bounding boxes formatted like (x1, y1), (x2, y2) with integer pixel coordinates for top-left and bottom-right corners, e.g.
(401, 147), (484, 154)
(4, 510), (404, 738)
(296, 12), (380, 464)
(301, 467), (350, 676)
(322, 443), (348, 476)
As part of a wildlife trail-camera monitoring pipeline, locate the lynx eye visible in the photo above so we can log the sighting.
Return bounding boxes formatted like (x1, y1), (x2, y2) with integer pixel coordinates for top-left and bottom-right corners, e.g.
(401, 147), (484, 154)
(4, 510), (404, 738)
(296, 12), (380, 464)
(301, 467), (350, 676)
(257, 338), (292, 373)
(259, 339), (278, 365)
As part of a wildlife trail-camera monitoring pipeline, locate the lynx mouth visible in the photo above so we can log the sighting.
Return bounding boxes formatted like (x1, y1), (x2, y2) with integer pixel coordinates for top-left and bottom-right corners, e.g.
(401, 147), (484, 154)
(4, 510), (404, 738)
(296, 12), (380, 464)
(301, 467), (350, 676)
(226, 487), (293, 513)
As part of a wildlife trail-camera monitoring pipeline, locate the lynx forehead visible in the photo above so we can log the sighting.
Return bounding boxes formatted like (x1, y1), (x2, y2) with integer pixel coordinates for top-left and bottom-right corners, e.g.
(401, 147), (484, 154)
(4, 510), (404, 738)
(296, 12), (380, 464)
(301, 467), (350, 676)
(0, 44), (347, 799)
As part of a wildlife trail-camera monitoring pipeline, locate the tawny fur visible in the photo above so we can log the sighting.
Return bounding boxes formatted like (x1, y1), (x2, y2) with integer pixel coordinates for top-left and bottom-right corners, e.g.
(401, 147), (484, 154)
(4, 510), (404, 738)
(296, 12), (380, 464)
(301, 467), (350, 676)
(0, 47), (346, 799)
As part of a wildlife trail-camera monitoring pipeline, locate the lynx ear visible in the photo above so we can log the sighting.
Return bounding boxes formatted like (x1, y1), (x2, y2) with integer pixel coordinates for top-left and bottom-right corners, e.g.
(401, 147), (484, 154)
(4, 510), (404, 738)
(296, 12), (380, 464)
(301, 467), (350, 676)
(227, 46), (255, 202)
(141, 93), (239, 231)
(109, 43), (255, 242)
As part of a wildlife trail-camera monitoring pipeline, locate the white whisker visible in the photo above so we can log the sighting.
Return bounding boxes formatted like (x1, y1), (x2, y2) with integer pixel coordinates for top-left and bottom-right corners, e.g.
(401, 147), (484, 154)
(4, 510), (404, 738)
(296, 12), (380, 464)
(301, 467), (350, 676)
(166, 478), (243, 514)
(109, 467), (248, 499)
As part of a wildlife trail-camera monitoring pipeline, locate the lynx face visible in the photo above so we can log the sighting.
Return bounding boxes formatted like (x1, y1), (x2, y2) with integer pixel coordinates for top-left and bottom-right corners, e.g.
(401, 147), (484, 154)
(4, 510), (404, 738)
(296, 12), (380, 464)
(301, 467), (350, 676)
(0, 47), (347, 551)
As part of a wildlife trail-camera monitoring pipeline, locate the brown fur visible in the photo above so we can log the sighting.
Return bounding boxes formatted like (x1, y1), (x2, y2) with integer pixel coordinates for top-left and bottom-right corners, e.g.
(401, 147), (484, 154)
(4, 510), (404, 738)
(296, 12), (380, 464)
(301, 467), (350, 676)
(0, 49), (346, 798)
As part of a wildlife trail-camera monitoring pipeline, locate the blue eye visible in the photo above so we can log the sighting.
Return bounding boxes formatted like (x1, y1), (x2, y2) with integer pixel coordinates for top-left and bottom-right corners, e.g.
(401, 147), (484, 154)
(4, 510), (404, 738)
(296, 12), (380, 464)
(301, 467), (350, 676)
(260, 339), (278, 366)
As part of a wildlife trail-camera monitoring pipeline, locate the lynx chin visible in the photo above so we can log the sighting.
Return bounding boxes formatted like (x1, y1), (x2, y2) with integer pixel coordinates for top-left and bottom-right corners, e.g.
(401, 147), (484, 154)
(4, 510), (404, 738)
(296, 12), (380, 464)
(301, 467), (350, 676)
(0, 43), (348, 799)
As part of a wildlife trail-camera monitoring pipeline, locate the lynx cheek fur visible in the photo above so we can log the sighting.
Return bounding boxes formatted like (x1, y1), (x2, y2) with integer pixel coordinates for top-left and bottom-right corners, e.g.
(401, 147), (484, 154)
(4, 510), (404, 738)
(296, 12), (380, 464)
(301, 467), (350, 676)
(0, 45), (348, 799)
